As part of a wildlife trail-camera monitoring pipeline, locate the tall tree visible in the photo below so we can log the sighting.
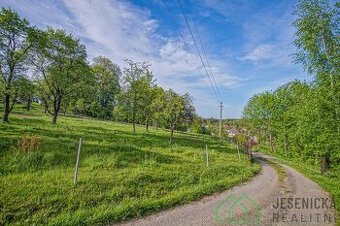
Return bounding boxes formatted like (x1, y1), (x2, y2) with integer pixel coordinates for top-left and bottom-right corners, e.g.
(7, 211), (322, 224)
(150, 86), (166, 130)
(181, 93), (195, 131)
(140, 70), (156, 132)
(0, 7), (34, 122)
(293, 0), (340, 132)
(31, 28), (91, 124)
(117, 59), (150, 132)
(243, 91), (276, 152)
(89, 56), (120, 118)
(163, 89), (184, 144)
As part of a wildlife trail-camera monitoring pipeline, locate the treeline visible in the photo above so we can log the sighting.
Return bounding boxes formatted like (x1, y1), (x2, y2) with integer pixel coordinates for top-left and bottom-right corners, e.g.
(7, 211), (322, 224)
(243, 0), (339, 167)
(0, 8), (205, 143)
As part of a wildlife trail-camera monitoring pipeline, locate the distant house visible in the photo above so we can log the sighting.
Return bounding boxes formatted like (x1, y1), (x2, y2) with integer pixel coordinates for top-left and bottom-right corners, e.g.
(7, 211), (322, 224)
(228, 129), (237, 138)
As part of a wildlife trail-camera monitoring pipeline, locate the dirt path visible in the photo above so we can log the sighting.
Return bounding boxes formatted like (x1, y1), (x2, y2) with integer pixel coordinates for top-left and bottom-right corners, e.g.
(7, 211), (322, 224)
(115, 153), (336, 226)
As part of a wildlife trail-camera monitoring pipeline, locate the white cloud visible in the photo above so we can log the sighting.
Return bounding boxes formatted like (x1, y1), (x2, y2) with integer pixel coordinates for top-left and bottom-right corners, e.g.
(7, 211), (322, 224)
(2, 0), (248, 117)
(241, 44), (278, 61)
(63, 0), (159, 60)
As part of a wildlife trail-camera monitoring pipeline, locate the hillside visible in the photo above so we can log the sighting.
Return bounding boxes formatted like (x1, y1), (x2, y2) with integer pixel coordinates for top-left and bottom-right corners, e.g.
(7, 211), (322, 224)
(0, 104), (260, 225)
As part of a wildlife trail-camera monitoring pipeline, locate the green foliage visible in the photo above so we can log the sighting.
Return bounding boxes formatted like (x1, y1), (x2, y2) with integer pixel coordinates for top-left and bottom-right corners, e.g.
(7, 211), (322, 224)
(163, 89), (185, 144)
(0, 104), (260, 225)
(242, 3), (340, 222)
(15, 76), (35, 111)
(244, 0), (340, 164)
(83, 56), (121, 119)
(0, 7), (34, 121)
(31, 28), (92, 124)
(293, 0), (340, 131)
(191, 116), (210, 135)
(115, 59), (152, 132)
(1, 7), (200, 135)
(180, 93), (195, 131)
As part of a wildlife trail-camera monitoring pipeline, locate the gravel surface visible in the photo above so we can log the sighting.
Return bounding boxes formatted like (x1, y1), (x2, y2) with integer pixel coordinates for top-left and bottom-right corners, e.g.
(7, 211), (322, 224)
(115, 153), (336, 226)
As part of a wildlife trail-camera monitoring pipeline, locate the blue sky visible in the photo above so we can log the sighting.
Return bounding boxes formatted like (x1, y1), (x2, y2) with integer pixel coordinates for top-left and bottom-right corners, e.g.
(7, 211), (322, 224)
(1, 0), (310, 118)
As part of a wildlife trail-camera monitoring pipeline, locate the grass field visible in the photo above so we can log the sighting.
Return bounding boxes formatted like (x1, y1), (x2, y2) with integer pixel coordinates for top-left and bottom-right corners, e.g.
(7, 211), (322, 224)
(0, 104), (260, 225)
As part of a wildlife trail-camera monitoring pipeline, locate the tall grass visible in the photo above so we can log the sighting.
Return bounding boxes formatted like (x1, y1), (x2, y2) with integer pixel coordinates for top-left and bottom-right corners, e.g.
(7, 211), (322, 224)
(0, 104), (260, 225)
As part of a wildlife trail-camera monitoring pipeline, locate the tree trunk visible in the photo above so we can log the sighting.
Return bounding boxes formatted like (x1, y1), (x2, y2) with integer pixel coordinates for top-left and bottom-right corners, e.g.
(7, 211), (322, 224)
(26, 98), (31, 111)
(132, 109), (136, 133)
(169, 125), (174, 144)
(321, 155), (329, 175)
(133, 121), (136, 133)
(321, 37), (340, 133)
(146, 116), (149, 132)
(2, 93), (11, 122)
(52, 111), (58, 124)
(248, 147), (252, 161)
(52, 98), (61, 124)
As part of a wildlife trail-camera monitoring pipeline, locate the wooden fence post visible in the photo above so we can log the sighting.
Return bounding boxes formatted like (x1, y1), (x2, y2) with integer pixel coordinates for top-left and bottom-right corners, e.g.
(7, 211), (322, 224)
(321, 155), (328, 175)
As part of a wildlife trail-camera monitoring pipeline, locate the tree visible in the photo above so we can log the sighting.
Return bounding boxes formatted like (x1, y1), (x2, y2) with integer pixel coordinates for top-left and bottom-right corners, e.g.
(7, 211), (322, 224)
(235, 132), (247, 159)
(31, 28), (91, 124)
(140, 70), (157, 132)
(243, 91), (276, 152)
(15, 76), (35, 111)
(293, 0), (340, 132)
(0, 7), (34, 122)
(292, 0), (340, 170)
(150, 86), (166, 130)
(163, 89), (184, 144)
(117, 59), (150, 132)
(180, 93), (195, 131)
(89, 56), (120, 118)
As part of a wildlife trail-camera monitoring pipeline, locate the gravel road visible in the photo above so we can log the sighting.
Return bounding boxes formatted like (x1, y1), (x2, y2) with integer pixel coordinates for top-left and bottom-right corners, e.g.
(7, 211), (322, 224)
(115, 152), (336, 226)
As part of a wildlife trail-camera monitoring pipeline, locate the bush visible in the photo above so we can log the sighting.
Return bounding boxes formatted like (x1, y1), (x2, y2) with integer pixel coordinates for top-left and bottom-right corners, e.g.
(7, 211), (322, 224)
(17, 135), (43, 151)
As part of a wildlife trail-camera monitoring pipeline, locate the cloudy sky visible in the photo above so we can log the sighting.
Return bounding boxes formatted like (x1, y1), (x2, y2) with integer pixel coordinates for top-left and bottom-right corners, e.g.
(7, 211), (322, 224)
(1, 0), (309, 118)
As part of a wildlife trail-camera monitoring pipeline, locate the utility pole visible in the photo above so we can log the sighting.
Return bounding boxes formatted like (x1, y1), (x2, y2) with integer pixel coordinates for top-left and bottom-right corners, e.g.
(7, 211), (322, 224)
(219, 102), (223, 140)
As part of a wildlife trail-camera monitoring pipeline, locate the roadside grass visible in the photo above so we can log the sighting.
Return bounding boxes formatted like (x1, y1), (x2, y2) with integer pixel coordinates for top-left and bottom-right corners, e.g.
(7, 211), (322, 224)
(0, 104), (260, 225)
(258, 149), (340, 225)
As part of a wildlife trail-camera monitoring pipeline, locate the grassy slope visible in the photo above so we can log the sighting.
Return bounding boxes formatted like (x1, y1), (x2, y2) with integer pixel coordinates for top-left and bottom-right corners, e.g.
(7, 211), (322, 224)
(0, 105), (260, 226)
(258, 149), (340, 225)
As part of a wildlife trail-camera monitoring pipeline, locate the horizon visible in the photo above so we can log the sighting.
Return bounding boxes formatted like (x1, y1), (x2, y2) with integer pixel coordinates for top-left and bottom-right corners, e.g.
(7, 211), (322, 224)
(1, 0), (310, 118)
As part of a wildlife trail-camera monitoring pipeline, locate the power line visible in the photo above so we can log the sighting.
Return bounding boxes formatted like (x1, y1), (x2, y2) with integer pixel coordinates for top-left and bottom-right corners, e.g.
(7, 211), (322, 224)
(177, 0), (221, 102)
(187, 5), (222, 101)
(160, 0), (217, 100)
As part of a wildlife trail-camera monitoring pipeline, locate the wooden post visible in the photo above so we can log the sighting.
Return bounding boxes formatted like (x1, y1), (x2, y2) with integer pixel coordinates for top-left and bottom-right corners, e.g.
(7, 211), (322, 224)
(74, 138), (83, 185)
(247, 142), (252, 161)
(321, 156), (328, 175)
(205, 144), (209, 167)
(236, 142), (241, 161)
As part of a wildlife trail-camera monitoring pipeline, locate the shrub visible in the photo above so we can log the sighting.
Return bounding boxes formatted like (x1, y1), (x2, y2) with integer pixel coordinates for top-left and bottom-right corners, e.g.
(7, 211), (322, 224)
(17, 135), (43, 151)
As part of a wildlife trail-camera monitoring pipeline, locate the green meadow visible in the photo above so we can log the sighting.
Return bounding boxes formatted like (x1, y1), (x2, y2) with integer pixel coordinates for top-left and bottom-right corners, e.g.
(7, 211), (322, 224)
(0, 105), (260, 225)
